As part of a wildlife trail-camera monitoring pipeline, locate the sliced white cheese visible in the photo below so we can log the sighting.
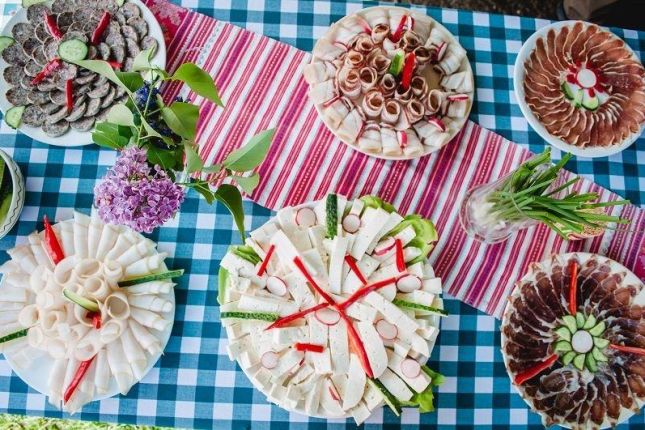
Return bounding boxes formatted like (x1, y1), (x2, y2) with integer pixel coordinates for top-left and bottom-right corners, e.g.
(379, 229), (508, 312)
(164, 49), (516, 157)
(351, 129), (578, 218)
(220, 253), (256, 277)
(307, 315), (332, 374)
(407, 262), (425, 278)
(244, 237), (267, 259)
(349, 198), (364, 215)
(226, 336), (251, 360)
(368, 262), (400, 284)
(343, 354), (366, 410)
(286, 384), (303, 408)
(290, 228), (314, 252)
(351, 207), (390, 260)
(308, 225), (328, 261)
(272, 326), (309, 345)
(350, 401), (371, 425)
(239, 350), (259, 370)
(305, 377), (323, 416)
(363, 380), (384, 410)
(329, 319), (350, 375)
(269, 349), (304, 380)
(356, 321), (388, 378)
(422, 277), (443, 294)
(418, 325), (439, 342)
(268, 383), (288, 405)
(291, 362), (314, 385)
(276, 206), (298, 233)
(250, 366), (273, 390)
(301, 248), (328, 285)
(282, 272), (316, 309)
(396, 327), (430, 357)
(364, 291), (420, 334)
(413, 289), (436, 306)
(238, 294), (298, 317)
(270, 230), (315, 275)
(343, 254), (380, 294)
(250, 222), (279, 249)
(366, 211), (403, 254)
(382, 246), (422, 266)
(423, 263), (435, 278)
(344, 300), (378, 322)
(320, 378), (345, 416)
(379, 367), (414, 401)
(328, 236), (350, 294)
(386, 349), (431, 393)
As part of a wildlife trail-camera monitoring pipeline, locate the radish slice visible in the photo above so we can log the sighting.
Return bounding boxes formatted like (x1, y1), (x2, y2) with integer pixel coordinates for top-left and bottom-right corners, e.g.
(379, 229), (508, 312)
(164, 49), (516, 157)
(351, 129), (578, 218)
(401, 358), (421, 378)
(295, 207), (317, 228)
(376, 319), (398, 340)
(447, 94), (469, 101)
(342, 214), (361, 233)
(396, 274), (422, 293)
(576, 68), (597, 88)
(315, 307), (340, 325)
(436, 42), (447, 61)
(397, 131), (408, 148)
(572, 330), (593, 353)
(266, 276), (288, 296)
(261, 351), (279, 369)
(427, 117), (446, 132)
(373, 237), (396, 256)
(329, 385), (340, 402)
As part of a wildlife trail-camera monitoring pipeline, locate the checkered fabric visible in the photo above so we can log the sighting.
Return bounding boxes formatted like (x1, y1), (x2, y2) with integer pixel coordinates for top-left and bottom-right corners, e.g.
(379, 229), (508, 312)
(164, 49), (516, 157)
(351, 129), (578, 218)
(0, 0), (643, 429)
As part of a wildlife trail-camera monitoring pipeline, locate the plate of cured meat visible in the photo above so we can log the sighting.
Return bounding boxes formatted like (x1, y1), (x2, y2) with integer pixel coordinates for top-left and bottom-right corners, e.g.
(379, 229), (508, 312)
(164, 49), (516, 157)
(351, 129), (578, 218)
(515, 21), (645, 158)
(305, 7), (474, 160)
(501, 252), (645, 429)
(0, 0), (165, 146)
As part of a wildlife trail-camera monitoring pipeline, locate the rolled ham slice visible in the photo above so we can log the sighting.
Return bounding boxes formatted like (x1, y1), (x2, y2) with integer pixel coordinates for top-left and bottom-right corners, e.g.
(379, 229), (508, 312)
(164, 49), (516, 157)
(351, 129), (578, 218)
(441, 71), (473, 93)
(82, 276), (111, 301)
(338, 68), (362, 99)
(124, 253), (167, 277)
(401, 31), (422, 52)
(74, 258), (102, 279)
(94, 349), (110, 395)
(122, 280), (173, 295)
(28, 232), (52, 269)
(368, 52), (390, 75)
(19, 304), (40, 328)
(371, 23), (389, 43)
(48, 358), (67, 408)
(313, 38), (346, 61)
(102, 260), (123, 287)
(336, 108), (365, 143)
(361, 8), (388, 28)
(426, 89), (447, 114)
(129, 319), (161, 355)
(303, 61), (337, 85)
(7, 245), (37, 274)
(129, 294), (173, 313)
(95, 224), (120, 260)
(353, 34), (374, 54)
(116, 241), (155, 267)
(380, 74), (397, 98)
(357, 122), (382, 153)
(130, 307), (169, 332)
(57, 220), (75, 257)
(361, 90), (384, 119)
(322, 96), (352, 129)
(87, 212), (104, 259)
(105, 231), (139, 261)
(437, 44), (467, 75)
(447, 96), (470, 118)
(107, 339), (134, 395)
(74, 329), (102, 361)
(73, 212), (90, 259)
(358, 67), (377, 93)
(100, 318), (126, 344)
(343, 51), (364, 69)
(381, 126), (401, 156)
(103, 291), (131, 320)
(53, 256), (77, 286)
(309, 79), (337, 105)
(405, 99), (425, 124)
(402, 130), (424, 157)
(381, 100), (401, 125)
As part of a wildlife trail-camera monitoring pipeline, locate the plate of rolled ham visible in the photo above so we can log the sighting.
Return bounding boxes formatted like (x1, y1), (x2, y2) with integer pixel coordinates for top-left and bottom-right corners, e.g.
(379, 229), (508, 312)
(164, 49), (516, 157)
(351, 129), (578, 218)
(304, 6), (474, 160)
(0, 211), (178, 414)
(515, 21), (645, 158)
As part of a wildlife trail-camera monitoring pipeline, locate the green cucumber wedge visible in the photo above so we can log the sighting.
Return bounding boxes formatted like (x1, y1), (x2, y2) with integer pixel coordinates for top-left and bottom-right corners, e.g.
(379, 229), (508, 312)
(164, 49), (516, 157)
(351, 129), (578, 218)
(4, 106), (25, 129)
(220, 311), (279, 322)
(63, 289), (99, 312)
(392, 299), (448, 316)
(116, 0), (125, 6)
(0, 328), (28, 345)
(562, 315), (577, 334)
(561, 82), (576, 100)
(118, 269), (184, 287)
(388, 50), (405, 76)
(0, 36), (15, 54)
(326, 193), (338, 238)
(58, 39), (88, 62)
(367, 379), (401, 416)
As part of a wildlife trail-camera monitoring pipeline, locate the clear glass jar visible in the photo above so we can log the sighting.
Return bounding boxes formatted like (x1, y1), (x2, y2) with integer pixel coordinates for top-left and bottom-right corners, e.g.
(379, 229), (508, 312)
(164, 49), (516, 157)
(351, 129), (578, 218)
(459, 172), (540, 244)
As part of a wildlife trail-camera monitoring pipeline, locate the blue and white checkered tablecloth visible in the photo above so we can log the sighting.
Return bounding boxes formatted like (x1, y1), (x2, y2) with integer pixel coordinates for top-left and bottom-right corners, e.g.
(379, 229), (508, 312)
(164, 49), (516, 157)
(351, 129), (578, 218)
(0, 0), (643, 429)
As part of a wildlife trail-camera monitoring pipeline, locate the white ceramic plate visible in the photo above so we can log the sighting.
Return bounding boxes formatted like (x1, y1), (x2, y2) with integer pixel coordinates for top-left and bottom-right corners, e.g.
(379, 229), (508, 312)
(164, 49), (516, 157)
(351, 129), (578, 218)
(513, 21), (643, 158)
(0, 149), (25, 239)
(2, 264), (175, 402)
(500, 252), (644, 429)
(310, 6), (473, 161)
(0, 0), (167, 147)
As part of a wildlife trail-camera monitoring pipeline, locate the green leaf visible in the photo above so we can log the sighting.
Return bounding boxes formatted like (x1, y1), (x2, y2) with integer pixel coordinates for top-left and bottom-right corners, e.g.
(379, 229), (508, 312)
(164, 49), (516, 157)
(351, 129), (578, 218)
(421, 366), (446, 387)
(184, 179), (215, 204)
(161, 102), (199, 140)
(222, 128), (275, 172)
(184, 141), (204, 173)
(398, 366), (444, 414)
(213, 184), (246, 240)
(147, 145), (180, 171)
(106, 104), (135, 127)
(201, 163), (222, 174)
(233, 172), (260, 195)
(74, 59), (131, 93)
(92, 122), (131, 149)
(141, 117), (162, 138)
(115, 71), (145, 92)
(131, 48), (154, 72)
(172, 63), (223, 106)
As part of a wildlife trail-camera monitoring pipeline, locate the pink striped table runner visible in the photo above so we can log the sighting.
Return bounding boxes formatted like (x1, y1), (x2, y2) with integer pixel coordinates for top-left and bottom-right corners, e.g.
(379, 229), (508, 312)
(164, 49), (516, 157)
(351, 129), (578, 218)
(146, 0), (645, 318)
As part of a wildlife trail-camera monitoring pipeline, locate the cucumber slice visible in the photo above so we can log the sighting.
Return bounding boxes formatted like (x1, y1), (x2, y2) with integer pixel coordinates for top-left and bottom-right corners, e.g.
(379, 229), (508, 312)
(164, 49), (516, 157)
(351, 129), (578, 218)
(0, 328), (27, 345)
(388, 50), (405, 76)
(562, 315), (577, 334)
(218, 267), (230, 306)
(581, 90), (599, 110)
(562, 351), (576, 366)
(367, 379), (401, 416)
(589, 321), (606, 337)
(63, 288), (99, 312)
(554, 326), (572, 342)
(118, 269), (184, 287)
(392, 299), (448, 316)
(593, 337), (609, 349)
(592, 346), (608, 362)
(220, 311), (279, 322)
(116, 0), (125, 6)
(554, 340), (572, 353)
(58, 39), (88, 62)
(585, 353), (597, 372)
(573, 353), (585, 371)
(4, 105), (25, 129)
(575, 312), (585, 329)
(21, 0), (48, 7)
(582, 314), (597, 330)
(561, 81), (576, 100)
(572, 88), (583, 107)
(326, 193), (338, 238)
(0, 36), (14, 54)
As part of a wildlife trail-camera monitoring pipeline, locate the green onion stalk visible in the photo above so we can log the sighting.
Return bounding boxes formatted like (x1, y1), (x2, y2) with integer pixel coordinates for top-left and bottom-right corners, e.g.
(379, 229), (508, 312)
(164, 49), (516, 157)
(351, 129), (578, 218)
(484, 148), (629, 239)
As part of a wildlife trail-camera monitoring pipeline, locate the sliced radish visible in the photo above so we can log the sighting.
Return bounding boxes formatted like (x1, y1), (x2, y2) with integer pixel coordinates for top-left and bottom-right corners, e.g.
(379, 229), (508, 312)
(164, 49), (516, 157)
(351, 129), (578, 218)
(447, 94), (469, 101)
(329, 385), (340, 402)
(376, 319), (398, 340)
(295, 207), (317, 228)
(397, 131), (408, 148)
(427, 116), (446, 132)
(266, 276), (288, 296)
(396, 274), (422, 293)
(576, 68), (597, 88)
(342, 214), (361, 233)
(315, 307), (340, 325)
(572, 330), (593, 353)
(261, 351), (279, 369)
(401, 358), (421, 378)
(373, 237), (396, 256)
(436, 42), (447, 61)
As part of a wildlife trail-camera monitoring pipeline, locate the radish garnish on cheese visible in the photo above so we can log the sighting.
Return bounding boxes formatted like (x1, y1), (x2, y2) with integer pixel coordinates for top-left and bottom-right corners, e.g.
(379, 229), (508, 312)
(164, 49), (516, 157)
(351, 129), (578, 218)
(217, 193), (444, 422)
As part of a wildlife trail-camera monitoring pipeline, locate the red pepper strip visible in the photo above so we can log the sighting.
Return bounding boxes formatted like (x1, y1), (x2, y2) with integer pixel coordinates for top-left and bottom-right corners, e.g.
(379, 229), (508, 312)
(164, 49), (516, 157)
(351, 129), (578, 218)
(43, 215), (65, 265)
(63, 356), (96, 404)
(294, 342), (324, 353)
(65, 79), (74, 113)
(30, 58), (61, 85)
(609, 344), (645, 356)
(339, 311), (374, 379)
(514, 354), (558, 385)
(106, 60), (122, 69)
(293, 257), (336, 305)
(395, 239), (406, 272)
(256, 244), (275, 276)
(87, 311), (102, 329)
(91, 11), (111, 45)
(569, 260), (578, 315)
(401, 53), (416, 90)
(390, 15), (408, 42)
(266, 302), (329, 330)
(345, 255), (367, 285)
(340, 276), (398, 310)
(45, 14), (62, 40)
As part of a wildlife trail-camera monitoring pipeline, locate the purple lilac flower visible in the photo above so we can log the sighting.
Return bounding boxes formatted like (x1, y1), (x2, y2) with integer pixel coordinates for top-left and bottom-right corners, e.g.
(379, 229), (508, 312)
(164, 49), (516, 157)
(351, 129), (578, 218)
(94, 147), (185, 233)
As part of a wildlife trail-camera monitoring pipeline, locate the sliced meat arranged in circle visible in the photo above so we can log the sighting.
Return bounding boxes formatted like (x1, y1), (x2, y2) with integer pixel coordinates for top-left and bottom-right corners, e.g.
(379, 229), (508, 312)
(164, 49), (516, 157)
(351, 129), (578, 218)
(84, 97), (102, 117)
(98, 43), (111, 60)
(44, 39), (60, 60)
(75, 71), (96, 86)
(127, 18), (148, 39)
(111, 44), (125, 63)
(100, 86), (116, 108)
(22, 38), (40, 57)
(56, 12), (75, 31)
(32, 45), (48, 66)
(51, 0), (70, 14)
(49, 90), (67, 106)
(43, 120), (70, 137)
(23, 61), (42, 78)
(28, 90), (50, 105)
(22, 105), (46, 127)
(11, 22), (34, 44)
(26, 4), (50, 22)
(3, 66), (23, 86)
(88, 83), (111, 99)
(70, 116), (95, 131)
(57, 63), (78, 81)
(66, 102), (87, 122)
(140, 36), (158, 56)
(62, 31), (88, 44)
(34, 24), (51, 43)
(125, 38), (140, 57)
(2, 43), (28, 66)
(121, 25), (139, 42)
(120, 2), (141, 19)
(6, 87), (31, 105)
(36, 79), (58, 92)
(46, 105), (70, 124)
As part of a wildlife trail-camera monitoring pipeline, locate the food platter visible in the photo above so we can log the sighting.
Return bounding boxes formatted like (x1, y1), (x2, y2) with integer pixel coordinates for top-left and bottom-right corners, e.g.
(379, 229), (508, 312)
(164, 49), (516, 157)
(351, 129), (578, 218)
(307, 6), (474, 161)
(218, 194), (444, 423)
(514, 21), (645, 158)
(0, 0), (166, 147)
(0, 149), (25, 240)
(501, 252), (645, 429)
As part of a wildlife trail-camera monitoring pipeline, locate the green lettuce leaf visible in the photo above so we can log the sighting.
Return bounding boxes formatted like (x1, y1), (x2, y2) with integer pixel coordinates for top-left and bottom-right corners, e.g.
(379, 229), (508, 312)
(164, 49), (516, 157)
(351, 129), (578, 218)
(399, 366), (444, 413)
(387, 214), (438, 264)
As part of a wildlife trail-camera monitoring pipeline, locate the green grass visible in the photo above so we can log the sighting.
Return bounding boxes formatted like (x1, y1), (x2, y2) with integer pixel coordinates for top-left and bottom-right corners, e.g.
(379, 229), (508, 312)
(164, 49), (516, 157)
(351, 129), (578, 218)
(0, 414), (171, 429)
